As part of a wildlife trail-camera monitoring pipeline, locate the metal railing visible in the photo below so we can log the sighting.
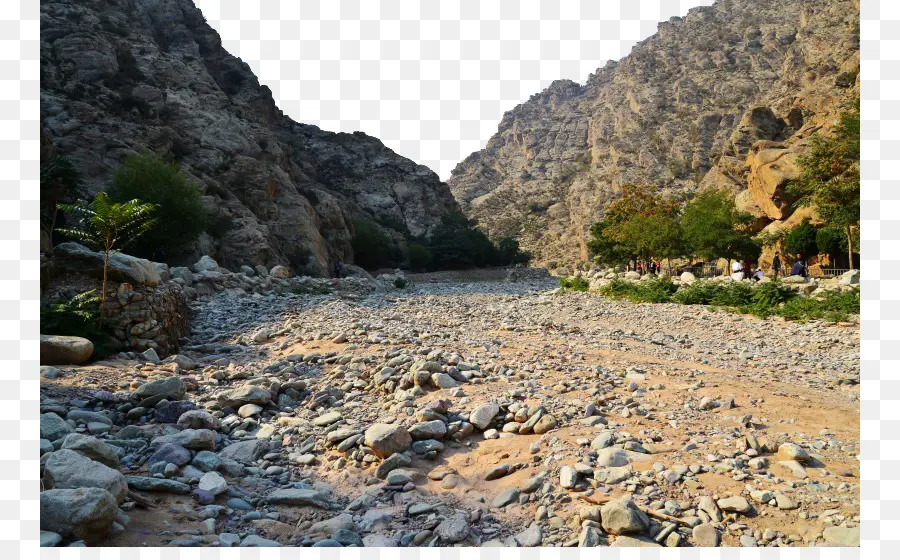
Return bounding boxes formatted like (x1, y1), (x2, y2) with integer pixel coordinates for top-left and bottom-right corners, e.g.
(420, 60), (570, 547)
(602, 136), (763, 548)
(816, 268), (853, 279)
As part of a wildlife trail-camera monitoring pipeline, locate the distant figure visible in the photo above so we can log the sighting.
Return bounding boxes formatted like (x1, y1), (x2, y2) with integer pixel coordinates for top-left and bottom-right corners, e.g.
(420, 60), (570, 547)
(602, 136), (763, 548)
(656, 259), (662, 275)
(753, 268), (764, 282)
(334, 260), (343, 279)
(790, 258), (807, 278)
(649, 259), (657, 274)
(731, 260), (744, 280)
(152, 247), (166, 262)
(772, 253), (783, 278)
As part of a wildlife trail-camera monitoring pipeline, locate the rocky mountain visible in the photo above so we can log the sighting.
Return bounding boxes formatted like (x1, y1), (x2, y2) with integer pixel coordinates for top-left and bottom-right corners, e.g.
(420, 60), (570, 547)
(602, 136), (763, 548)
(41, 0), (459, 276)
(448, 0), (860, 266)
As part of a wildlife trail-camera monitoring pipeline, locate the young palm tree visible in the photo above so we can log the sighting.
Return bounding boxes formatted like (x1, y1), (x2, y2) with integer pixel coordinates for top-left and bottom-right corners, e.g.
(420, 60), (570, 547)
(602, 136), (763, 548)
(56, 192), (157, 325)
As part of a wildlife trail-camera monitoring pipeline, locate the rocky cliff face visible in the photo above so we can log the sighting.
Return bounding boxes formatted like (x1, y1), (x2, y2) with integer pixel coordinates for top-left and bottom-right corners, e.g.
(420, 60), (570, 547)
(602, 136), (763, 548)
(448, 0), (859, 266)
(41, 0), (459, 276)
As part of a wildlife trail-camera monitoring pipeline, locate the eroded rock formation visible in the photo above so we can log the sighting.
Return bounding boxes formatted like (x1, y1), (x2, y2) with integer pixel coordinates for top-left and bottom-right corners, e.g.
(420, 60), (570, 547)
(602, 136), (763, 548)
(448, 0), (859, 265)
(41, 0), (459, 275)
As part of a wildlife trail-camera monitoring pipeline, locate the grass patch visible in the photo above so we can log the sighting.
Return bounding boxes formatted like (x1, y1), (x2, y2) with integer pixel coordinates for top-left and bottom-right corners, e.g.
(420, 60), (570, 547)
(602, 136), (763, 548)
(559, 276), (589, 292)
(595, 277), (859, 323)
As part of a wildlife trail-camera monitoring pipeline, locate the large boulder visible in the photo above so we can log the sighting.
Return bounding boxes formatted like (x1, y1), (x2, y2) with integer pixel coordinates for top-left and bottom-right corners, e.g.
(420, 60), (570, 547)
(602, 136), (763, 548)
(217, 386), (272, 408)
(40, 412), (74, 442)
(42, 449), (128, 504)
(40, 335), (93, 365)
(364, 424), (412, 458)
(52, 242), (160, 286)
(600, 499), (649, 535)
(134, 376), (185, 401)
(219, 439), (270, 464)
(469, 403), (500, 430)
(193, 256), (221, 273)
(60, 434), (119, 468)
(40, 488), (117, 544)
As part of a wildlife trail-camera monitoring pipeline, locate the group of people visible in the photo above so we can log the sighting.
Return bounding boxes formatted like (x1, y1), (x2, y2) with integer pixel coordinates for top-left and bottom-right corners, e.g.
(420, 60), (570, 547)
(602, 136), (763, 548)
(633, 259), (663, 275)
(732, 252), (808, 281)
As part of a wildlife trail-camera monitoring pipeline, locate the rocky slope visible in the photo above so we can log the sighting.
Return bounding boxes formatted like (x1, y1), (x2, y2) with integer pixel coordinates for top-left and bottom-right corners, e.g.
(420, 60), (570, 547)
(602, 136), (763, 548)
(448, 0), (860, 265)
(41, 0), (459, 276)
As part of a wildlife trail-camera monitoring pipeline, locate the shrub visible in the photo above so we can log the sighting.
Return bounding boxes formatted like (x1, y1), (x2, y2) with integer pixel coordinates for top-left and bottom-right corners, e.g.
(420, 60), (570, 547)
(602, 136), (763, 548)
(109, 150), (209, 258)
(559, 276), (589, 292)
(599, 277), (676, 303)
(406, 243), (431, 272)
(352, 219), (394, 270)
(40, 290), (112, 358)
(393, 277), (409, 289)
(709, 282), (754, 307)
(672, 281), (719, 305)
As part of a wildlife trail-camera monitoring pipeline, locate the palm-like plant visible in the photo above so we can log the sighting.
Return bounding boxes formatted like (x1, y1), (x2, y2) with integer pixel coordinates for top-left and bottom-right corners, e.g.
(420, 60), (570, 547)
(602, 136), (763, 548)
(56, 192), (157, 325)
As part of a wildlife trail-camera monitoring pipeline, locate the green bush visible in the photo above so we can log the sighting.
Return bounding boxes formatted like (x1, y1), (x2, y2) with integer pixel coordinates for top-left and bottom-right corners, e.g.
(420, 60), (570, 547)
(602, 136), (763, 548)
(406, 243), (431, 272)
(109, 150), (209, 258)
(559, 276), (589, 292)
(393, 277), (409, 289)
(709, 282), (754, 307)
(352, 219), (394, 270)
(671, 281), (718, 305)
(599, 277), (677, 303)
(40, 290), (112, 358)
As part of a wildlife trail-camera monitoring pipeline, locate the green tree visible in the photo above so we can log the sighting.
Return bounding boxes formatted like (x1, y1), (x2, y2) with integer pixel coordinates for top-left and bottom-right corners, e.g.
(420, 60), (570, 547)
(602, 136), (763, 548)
(784, 218), (818, 258)
(816, 226), (846, 258)
(109, 150), (208, 258)
(427, 212), (499, 270)
(56, 192), (157, 324)
(351, 219), (393, 270)
(588, 219), (629, 266)
(496, 236), (531, 265)
(406, 242), (431, 271)
(789, 103), (860, 268)
(680, 189), (759, 266)
(588, 184), (682, 268)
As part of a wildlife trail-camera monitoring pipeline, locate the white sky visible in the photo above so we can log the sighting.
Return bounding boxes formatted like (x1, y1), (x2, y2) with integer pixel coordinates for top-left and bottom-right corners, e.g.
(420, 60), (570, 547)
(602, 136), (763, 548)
(193, 0), (715, 180)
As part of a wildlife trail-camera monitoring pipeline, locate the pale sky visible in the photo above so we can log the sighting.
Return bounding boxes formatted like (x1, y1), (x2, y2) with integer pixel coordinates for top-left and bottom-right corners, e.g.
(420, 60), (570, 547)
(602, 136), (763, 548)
(193, 0), (715, 180)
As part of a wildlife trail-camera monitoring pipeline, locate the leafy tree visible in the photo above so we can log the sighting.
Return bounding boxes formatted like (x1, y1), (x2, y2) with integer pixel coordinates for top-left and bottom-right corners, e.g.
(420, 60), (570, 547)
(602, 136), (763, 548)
(784, 218), (818, 258)
(680, 189), (759, 265)
(351, 219), (393, 270)
(41, 156), (83, 241)
(56, 193), (157, 324)
(816, 226), (846, 258)
(406, 242), (431, 271)
(109, 150), (209, 258)
(789, 102), (860, 268)
(496, 236), (531, 265)
(588, 184), (682, 268)
(427, 213), (499, 270)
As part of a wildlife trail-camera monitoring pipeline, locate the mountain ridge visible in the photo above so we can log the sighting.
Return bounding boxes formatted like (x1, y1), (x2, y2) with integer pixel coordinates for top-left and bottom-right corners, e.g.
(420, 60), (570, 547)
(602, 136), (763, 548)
(448, 0), (860, 266)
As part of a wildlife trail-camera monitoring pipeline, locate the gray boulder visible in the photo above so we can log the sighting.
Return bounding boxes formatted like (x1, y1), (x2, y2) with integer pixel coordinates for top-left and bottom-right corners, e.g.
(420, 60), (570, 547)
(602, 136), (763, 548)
(60, 434), (119, 468)
(600, 499), (649, 535)
(219, 439), (269, 464)
(41, 412), (74, 441)
(43, 450), (128, 504)
(469, 402), (500, 430)
(217, 386), (271, 408)
(134, 376), (185, 401)
(364, 424), (412, 458)
(40, 488), (117, 544)
(53, 242), (160, 286)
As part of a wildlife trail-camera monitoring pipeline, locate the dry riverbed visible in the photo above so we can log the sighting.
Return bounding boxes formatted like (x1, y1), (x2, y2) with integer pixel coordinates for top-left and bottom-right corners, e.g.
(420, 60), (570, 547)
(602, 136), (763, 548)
(39, 278), (860, 548)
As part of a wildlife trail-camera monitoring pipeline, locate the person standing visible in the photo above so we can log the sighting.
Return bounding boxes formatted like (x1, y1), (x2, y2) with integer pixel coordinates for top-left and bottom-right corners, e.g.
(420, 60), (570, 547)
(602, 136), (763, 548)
(772, 253), (782, 279)
(731, 259), (744, 280)
(333, 259), (343, 279)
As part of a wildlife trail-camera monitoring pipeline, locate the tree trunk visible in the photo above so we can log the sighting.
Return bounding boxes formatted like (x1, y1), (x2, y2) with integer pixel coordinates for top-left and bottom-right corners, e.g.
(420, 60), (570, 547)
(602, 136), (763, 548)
(846, 225), (855, 270)
(100, 248), (109, 328)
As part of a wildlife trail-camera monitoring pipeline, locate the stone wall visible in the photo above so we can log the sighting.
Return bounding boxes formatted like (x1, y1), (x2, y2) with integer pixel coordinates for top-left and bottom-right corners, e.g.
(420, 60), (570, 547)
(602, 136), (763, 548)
(102, 282), (189, 355)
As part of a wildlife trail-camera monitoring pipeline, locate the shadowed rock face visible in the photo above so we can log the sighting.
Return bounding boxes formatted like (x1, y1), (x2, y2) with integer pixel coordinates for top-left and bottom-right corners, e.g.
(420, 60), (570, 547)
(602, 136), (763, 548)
(448, 0), (859, 265)
(40, 0), (459, 275)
